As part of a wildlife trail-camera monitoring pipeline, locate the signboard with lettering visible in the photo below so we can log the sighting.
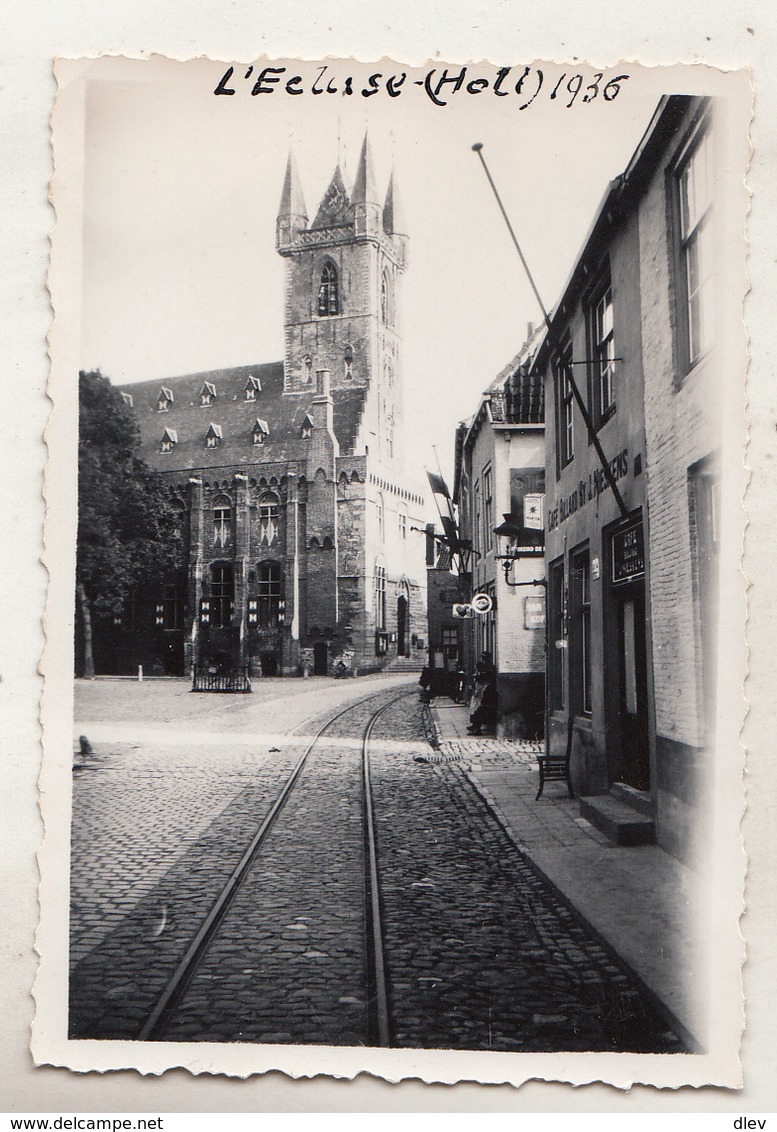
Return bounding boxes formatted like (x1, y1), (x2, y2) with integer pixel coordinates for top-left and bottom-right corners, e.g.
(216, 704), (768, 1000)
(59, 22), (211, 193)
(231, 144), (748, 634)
(525, 594), (546, 630)
(611, 521), (645, 583)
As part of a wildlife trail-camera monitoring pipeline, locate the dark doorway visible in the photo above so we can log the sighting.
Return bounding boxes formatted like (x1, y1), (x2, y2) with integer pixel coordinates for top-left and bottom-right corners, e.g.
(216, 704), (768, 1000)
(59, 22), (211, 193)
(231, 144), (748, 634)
(613, 581), (650, 791)
(313, 642), (328, 675)
(260, 652), (278, 677)
(397, 594), (408, 657)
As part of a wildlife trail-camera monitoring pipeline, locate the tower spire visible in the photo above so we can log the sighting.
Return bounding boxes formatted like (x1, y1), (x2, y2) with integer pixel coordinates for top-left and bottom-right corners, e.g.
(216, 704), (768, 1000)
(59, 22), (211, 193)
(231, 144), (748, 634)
(352, 131), (379, 205)
(276, 149), (308, 250)
(383, 169), (408, 236)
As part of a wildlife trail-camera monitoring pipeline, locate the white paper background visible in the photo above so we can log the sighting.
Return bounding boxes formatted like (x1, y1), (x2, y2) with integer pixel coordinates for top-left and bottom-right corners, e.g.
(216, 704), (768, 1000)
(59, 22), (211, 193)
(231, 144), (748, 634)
(3, 0), (774, 1113)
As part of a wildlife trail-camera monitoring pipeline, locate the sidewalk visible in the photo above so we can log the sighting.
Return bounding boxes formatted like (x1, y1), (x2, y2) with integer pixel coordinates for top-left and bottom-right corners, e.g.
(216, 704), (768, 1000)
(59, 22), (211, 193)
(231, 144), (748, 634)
(428, 697), (707, 1051)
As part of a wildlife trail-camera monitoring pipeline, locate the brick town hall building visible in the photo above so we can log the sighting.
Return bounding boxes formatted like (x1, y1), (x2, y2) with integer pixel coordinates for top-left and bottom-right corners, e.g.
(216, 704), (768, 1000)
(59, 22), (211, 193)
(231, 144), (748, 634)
(94, 137), (428, 678)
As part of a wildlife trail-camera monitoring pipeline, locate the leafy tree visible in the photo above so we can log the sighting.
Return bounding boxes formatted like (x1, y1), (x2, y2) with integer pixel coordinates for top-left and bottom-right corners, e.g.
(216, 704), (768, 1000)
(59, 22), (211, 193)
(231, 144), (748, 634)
(76, 370), (185, 676)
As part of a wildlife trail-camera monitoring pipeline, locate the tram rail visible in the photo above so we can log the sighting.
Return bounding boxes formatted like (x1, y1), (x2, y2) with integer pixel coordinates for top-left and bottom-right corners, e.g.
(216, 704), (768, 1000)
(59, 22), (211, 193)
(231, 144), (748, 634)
(136, 685), (415, 1044)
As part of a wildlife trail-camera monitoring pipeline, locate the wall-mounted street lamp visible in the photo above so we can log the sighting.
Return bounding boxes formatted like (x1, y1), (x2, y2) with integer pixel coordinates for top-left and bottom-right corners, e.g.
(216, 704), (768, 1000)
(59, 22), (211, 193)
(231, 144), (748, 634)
(493, 514), (546, 589)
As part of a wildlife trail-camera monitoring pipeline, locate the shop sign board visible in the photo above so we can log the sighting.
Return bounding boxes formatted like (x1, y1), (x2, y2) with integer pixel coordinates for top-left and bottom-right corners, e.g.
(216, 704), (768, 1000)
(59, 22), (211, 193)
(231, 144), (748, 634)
(612, 520), (645, 583)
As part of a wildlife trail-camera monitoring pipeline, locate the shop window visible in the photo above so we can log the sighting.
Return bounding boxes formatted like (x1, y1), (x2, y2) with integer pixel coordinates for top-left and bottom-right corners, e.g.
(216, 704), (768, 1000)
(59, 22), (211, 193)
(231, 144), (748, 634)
(677, 126), (714, 369)
(318, 261), (339, 316)
(210, 564), (234, 628)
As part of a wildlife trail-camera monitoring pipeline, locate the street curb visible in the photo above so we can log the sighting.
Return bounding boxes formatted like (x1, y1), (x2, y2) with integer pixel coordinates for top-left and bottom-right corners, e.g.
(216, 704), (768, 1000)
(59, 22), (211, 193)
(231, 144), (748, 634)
(462, 763), (703, 1055)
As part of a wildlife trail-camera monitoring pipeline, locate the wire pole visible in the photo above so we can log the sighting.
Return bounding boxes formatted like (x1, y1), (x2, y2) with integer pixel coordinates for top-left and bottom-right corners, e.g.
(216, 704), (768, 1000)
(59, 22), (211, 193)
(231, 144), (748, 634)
(471, 143), (629, 522)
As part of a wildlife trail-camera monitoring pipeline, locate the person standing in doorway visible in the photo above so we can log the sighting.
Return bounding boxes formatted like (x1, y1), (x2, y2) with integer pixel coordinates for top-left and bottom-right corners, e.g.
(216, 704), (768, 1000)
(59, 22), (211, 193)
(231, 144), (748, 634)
(467, 651), (497, 735)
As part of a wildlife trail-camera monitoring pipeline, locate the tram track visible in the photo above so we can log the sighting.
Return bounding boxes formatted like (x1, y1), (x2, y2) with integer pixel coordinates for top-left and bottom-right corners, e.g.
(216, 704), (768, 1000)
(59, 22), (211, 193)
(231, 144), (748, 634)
(136, 685), (415, 1044)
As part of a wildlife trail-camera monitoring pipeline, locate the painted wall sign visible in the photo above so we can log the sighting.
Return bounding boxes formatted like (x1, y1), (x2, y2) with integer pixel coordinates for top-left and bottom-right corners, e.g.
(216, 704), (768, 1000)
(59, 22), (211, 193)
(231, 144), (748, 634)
(546, 448), (629, 533)
(612, 520), (645, 583)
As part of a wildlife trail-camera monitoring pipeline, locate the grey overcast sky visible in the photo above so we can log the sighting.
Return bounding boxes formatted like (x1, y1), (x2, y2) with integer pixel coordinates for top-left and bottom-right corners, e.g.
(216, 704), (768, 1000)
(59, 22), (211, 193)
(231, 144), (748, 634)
(80, 57), (708, 483)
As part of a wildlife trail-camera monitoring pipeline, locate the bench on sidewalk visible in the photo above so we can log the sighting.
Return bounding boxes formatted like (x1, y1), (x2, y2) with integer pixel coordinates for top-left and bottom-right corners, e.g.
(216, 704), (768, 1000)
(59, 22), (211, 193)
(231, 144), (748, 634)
(191, 665), (252, 693)
(535, 748), (573, 800)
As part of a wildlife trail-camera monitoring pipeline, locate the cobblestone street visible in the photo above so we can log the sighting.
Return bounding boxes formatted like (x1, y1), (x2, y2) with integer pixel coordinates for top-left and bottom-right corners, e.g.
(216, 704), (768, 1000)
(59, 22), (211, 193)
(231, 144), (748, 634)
(69, 676), (683, 1052)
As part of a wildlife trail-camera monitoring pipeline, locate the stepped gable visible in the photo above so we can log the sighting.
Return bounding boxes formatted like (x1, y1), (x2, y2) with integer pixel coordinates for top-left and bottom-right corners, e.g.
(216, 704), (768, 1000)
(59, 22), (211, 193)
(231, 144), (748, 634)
(118, 361), (365, 472)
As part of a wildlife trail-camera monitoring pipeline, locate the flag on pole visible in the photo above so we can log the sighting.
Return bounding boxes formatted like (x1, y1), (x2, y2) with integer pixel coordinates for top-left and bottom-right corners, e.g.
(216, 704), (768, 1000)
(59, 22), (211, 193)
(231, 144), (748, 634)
(523, 493), (544, 530)
(426, 469), (451, 499)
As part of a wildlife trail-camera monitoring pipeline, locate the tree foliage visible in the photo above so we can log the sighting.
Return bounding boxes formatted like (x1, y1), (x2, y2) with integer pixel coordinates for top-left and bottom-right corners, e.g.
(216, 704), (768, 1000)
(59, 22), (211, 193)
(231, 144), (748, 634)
(77, 369), (185, 619)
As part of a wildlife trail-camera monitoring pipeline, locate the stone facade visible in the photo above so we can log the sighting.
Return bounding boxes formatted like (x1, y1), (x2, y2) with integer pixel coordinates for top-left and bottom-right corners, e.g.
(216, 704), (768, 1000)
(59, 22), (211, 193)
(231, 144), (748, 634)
(91, 137), (427, 678)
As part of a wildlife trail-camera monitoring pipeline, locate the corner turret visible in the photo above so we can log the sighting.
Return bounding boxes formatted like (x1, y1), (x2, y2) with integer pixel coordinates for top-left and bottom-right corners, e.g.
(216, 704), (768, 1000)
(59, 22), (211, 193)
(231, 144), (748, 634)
(276, 149), (308, 250)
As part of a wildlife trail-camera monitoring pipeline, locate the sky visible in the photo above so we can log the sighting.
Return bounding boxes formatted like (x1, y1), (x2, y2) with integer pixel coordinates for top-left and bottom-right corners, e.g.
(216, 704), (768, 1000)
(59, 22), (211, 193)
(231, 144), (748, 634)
(80, 57), (703, 484)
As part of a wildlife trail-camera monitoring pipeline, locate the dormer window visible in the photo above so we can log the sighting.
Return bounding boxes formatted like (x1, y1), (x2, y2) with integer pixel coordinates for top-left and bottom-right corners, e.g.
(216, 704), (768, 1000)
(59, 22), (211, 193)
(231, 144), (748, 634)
(206, 422), (222, 449)
(244, 375), (261, 401)
(252, 418), (270, 446)
(157, 386), (174, 413)
(160, 427), (178, 453)
(200, 381), (217, 407)
(344, 344), (354, 381)
(120, 391), (134, 408)
(301, 413), (313, 440)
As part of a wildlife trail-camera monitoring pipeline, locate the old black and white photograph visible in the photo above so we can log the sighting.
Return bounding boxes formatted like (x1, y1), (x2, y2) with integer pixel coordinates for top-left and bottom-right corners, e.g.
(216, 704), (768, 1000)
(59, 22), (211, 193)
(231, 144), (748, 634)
(37, 56), (749, 1085)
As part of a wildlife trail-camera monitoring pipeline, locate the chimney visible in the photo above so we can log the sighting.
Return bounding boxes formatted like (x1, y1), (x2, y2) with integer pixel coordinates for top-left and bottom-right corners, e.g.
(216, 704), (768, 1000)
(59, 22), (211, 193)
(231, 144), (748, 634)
(315, 369), (331, 398)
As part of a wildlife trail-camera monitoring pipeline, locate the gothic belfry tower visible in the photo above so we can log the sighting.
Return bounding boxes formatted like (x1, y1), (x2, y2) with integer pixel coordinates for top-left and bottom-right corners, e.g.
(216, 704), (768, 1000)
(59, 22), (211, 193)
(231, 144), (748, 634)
(276, 133), (409, 467)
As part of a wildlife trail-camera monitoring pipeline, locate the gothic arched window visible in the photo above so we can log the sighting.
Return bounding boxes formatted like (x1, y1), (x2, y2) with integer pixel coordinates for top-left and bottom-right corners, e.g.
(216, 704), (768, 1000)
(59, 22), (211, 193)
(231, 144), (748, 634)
(212, 495), (231, 548)
(318, 262), (339, 316)
(259, 491), (280, 547)
(374, 563), (387, 631)
(381, 270), (393, 325)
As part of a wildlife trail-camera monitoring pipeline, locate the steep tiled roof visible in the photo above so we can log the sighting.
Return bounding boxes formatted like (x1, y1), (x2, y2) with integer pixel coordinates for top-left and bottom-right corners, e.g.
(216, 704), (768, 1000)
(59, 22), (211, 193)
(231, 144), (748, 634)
(117, 361), (366, 472)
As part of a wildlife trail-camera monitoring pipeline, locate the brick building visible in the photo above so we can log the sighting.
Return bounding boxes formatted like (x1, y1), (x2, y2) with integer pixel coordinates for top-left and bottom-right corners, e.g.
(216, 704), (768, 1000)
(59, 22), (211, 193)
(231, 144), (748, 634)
(453, 336), (546, 737)
(535, 95), (728, 862)
(91, 136), (427, 678)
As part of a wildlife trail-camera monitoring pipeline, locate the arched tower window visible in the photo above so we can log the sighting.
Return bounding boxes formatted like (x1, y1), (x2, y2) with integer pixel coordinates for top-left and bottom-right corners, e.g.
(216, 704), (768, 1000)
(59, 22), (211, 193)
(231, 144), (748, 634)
(381, 270), (393, 325)
(377, 492), (385, 544)
(318, 261), (339, 316)
(259, 491), (280, 547)
(212, 495), (231, 548)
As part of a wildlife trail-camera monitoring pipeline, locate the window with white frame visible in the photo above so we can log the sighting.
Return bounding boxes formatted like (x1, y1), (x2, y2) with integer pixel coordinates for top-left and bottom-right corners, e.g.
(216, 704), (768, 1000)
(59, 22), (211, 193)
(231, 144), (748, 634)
(210, 564), (234, 628)
(678, 127), (714, 368)
(374, 563), (387, 630)
(590, 281), (616, 425)
(553, 336), (574, 474)
(483, 465), (493, 553)
(257, 560), (282, 627)
(212, 497), (231, 548)
(259, 492), (280, 547)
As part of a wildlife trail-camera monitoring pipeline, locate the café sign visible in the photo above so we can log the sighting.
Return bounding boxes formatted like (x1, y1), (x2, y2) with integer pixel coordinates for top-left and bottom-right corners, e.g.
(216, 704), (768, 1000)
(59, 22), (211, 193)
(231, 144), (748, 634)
(612, 519), (645, 583)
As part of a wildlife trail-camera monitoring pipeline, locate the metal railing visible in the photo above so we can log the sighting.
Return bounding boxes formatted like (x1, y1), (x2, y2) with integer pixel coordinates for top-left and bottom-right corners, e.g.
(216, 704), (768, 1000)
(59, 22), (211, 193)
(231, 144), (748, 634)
(191, 665), (252, 693)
